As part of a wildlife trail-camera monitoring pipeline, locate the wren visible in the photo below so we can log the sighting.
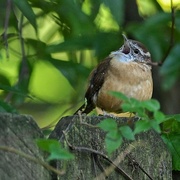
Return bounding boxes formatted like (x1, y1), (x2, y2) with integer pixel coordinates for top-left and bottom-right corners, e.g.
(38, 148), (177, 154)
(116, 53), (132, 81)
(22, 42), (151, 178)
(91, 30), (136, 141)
(75, 34), (153, 115)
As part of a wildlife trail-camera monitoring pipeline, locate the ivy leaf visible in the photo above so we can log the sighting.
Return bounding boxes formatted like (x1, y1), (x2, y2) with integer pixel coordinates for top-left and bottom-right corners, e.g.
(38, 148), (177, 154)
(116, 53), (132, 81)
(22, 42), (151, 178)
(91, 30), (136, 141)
(36, 139), (74, 161)
(154, 111), (165, 123)
(98, 118), (122, 154)
(134, 120), (151, 135)
(119, 126), (135, 140)
(97, 118), (117, 132)
(105, 131), (122, 154)
(109, 91), (159, 116)
(141, 99), (160, 111)
(150, 120), (161, 133)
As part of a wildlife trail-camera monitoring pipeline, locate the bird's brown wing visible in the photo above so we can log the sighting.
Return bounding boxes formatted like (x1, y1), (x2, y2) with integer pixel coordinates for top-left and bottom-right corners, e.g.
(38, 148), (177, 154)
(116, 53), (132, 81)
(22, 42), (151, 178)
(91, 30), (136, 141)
(74, 57), (111, 114)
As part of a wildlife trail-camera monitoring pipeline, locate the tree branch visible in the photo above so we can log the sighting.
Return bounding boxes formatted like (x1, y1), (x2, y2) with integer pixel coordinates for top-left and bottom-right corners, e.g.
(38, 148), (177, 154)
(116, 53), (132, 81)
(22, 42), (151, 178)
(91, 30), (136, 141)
(0, 146), (65, 175)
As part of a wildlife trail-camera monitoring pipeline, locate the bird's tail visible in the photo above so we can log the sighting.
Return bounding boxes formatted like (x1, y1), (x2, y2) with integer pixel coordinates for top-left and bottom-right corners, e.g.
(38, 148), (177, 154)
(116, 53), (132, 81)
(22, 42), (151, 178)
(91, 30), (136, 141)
(74, 103), (95, 115)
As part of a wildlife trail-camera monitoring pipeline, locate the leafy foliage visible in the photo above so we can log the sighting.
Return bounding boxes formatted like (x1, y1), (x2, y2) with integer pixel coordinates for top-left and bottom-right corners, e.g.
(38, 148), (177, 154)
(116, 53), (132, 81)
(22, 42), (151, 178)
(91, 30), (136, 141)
(97, 92), (180, 170)
(161, 115), (180, 170)
(36, 139), (74, 161)
(98, 92), (162, 154)
(160, 43), (180, 89)
(162, 134), (180, 170)
(98, 117), (134, 154)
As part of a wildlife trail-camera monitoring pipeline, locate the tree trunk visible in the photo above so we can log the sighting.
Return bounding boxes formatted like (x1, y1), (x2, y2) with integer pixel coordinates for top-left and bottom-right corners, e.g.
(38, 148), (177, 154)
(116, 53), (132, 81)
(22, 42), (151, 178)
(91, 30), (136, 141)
(0, 113), (51, 180)
(49, 115), (172, 180)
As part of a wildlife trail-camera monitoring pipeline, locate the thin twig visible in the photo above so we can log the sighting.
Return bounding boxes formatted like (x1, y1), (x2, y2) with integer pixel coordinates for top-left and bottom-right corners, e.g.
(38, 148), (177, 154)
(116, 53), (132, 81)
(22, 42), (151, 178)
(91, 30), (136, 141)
(5, 13), (29, 103)
(19, 14), (26, 68)
(92, 153), (108, 178)
(78, 111), (98, 128)
(94, 143), (137, 180)
(146, 61), (162, 67)
(127, 155), (153, 180)
(63, 131), (133, 180)
(18, 14), (29, 83)
(91, 153), (99, 177)
(0, 146), (65, 175)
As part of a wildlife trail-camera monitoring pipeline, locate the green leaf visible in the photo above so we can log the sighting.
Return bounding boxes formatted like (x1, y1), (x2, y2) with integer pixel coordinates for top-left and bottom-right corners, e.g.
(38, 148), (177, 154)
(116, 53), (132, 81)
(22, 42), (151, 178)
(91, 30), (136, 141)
(0, 84), (31, 98)
(141, 99), (160, 111)
(86, 0), (101, 21)
(128, 12), (171, 62)
(0, 100), (18, 113)
(109, 92), (160, 114)
(161, 43), (180, 71)
(162, 134), (180, 170)
(119, 126), (135, 140)
(97, 118), (117, 132)
(121, 100), (143, 114)
(162, 119), (180, 134)
(165, 114), (180, 122)
(47, 145), (74, 161)
(46, 32), (121, 59)
(98, 118), (123, 154)
(160, 44), (180, 90)
(49, 58), (90, 88)
(105, 131), (122, 154)
(104, 0), (124, 25)
(36, 139), (74, 161)
(154, 111), (165, 123)
(51, 0), (95, 36)
(36, 139), (60, 152)
(134, 120), (151, 134)
(46, 35), (94, 53)
(150, 120), (161, 133)
(13, 0), (37, 30)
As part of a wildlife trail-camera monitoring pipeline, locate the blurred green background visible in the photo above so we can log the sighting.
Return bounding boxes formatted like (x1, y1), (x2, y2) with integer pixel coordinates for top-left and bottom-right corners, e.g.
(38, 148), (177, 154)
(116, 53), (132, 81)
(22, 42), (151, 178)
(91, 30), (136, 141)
(0, 0), (180, 128)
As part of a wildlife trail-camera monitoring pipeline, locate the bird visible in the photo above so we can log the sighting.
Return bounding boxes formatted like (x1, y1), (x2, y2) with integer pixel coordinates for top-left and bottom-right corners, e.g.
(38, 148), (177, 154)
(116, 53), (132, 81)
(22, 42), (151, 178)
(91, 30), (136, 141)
(74, 34), (153, 115)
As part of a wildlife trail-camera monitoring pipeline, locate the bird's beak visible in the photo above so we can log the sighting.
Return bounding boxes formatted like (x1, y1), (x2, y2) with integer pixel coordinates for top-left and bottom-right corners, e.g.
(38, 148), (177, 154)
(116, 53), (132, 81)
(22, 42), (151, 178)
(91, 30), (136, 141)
(121, 34), (131, 54)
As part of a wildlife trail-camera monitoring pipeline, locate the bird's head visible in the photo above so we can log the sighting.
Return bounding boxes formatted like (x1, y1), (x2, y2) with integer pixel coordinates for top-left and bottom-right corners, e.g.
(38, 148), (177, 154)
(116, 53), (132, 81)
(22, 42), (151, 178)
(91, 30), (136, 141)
(110, 34), (152, 66)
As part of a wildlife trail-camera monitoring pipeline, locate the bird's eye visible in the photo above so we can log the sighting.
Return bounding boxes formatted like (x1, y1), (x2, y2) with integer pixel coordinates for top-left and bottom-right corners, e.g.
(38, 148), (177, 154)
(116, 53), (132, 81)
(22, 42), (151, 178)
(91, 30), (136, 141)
(134, 49), (139, 54)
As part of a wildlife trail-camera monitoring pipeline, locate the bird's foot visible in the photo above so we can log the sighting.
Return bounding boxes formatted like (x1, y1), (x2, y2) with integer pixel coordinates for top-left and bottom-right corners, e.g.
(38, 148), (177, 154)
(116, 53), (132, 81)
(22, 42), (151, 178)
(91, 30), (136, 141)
(102, 110), (119, 119)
